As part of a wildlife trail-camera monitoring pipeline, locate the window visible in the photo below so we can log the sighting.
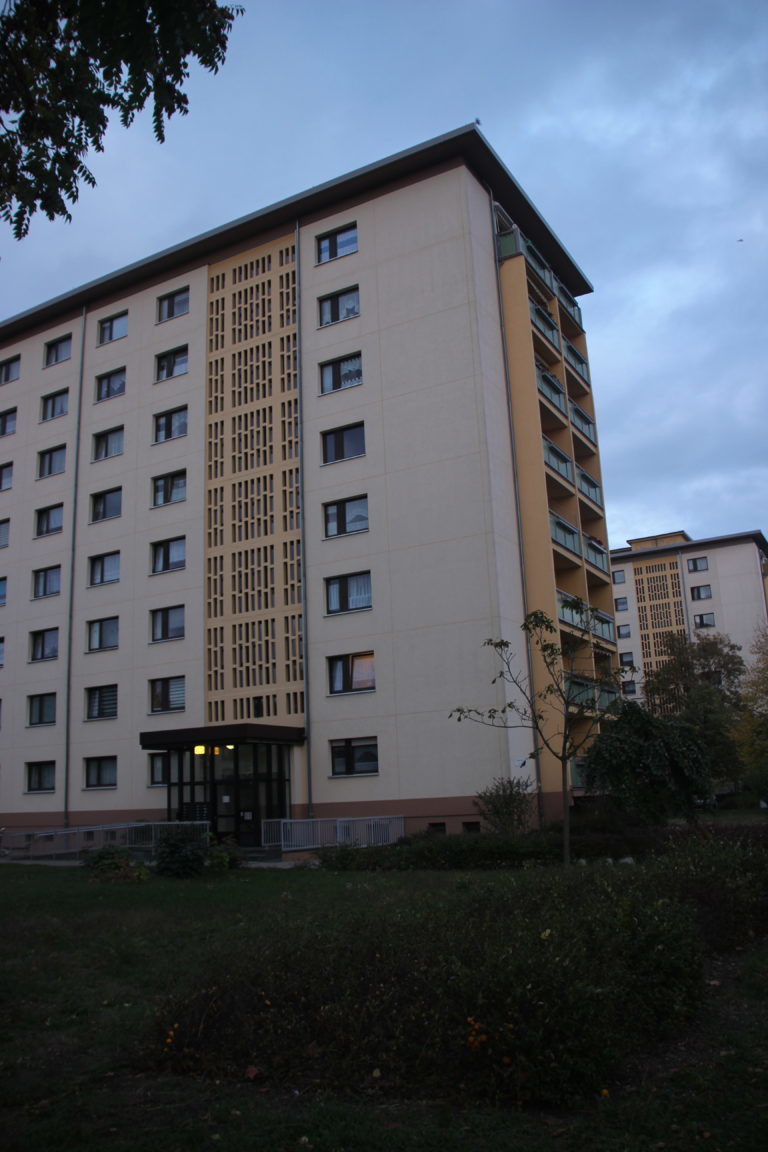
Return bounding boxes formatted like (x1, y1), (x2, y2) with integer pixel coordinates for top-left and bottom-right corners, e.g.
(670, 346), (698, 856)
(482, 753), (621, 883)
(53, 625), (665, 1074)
(614, 597), (628, 612)
(35, 504), (63, 535)
(0, 518), (8, 547)
(619, 652), (634, 667)
(328, 652), (375, 693)
(154, 405), (187, 442)
(621, 681), (637, 697)
(320, 352), (362, 394)
(324, 495), (368, 538)
(0, 576), (5, 605)
(38, 445), (65, 477)
(0, 462), (11, 490)
(27, 761), (55, 792)
(694, 613), (716, 629)
(152, 536), (185, 573)
(322, 422), (365, 464)
(45, 335), (71, 366)
(41, 389), (68, 420)
(317, 224), (358, 263)
(155, 346), (188, 381)
(33, 565), (61, 598)
(29, 693), (56, 726)
(87, 617), (118, 651)
(96, 368), (126, 401)
(86, 684), (118, 720)
(93, 427), (124, 460)
(89, 552), (120, 585)
(150, 675), (185, 712)
(330, 737), (379, 776)
(691, 584), (712, 601)
(612, 570), (626, 584)
(0, 636), (3, 665)
(149, 750), (181, 786)
(158, 287), (189, 322)
(0, 355), (20, 385)
(98, 312), (127, 344)
(91, 488), (122, 521)
(617, 624), (631, 639)
(152, 470), (186, 506)
(85, 756), (117, 788)
(319, 287), (359, 326)
(687, 556), (709, 573)
(30, 627), (58, 661)
(326, 571), (372, 614)
(0, 408), (16, 436)
(151, 604), (185, 641)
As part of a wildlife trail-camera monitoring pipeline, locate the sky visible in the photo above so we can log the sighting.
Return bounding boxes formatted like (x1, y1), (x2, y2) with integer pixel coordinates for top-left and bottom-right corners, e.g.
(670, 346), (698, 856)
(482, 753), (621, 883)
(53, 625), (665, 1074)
(1, 0), (766, 549)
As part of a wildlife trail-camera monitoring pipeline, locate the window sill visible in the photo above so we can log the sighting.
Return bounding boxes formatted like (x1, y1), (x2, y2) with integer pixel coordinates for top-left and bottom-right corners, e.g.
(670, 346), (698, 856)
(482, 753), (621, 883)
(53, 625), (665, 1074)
(84, 716), (117, 722)
(320, 453), (366, 467)
(154, 370), (189, 384)
(315, 251), (358, 267)
(323, 529), (369, 541)
(325, 607), (373, 617)
(329, 771), (379, 779)
(150, 636), (184, 644)
(83, 786), (117, 791)
(317, 315), (360, 330)
(25, 789), (56, 795)
(328, 689), (376, 697)
(318, 382), (362, 398)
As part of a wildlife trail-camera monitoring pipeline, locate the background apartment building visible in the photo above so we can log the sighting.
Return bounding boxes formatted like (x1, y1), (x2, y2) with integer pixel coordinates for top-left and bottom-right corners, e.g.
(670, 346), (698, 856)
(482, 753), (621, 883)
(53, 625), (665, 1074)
(0, 126), (615, 840)
(610, 530), (768, 695)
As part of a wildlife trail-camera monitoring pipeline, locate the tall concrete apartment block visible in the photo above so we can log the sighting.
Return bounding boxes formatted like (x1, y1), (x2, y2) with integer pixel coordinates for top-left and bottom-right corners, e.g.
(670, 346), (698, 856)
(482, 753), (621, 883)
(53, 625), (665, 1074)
(610, 531), (768, 695)
(0, 127), (615, 840)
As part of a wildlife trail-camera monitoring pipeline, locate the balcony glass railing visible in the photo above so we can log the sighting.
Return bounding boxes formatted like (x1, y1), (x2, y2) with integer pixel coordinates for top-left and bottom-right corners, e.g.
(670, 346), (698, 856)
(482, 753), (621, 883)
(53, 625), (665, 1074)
(577, 467), (603, 506)
(598, 685), (619, 712)
(530, 300), (561, 349)
(582, 535), (609, 572)
(496, 229), (522, 261)
(564, 675), (596, 709)
(521, 236), (555, 290)
(550, 513), (581, 555)
(564, 340), (590, 383)
(590, 611), (615, 643)
(543, 436), (574, 483)
(537, 365), (567, 413)
(556, 282), (583, 328)
(557, 591), (588, 629)
(569, 401), (596, 443)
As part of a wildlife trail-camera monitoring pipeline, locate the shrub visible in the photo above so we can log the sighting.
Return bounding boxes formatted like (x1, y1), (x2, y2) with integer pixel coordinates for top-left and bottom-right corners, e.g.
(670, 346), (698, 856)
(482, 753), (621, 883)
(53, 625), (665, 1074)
(208, 838), (243, 874)
(81, 844), (149, 882)
(155, 831), (208, 878)
(474, 775), (534, 836)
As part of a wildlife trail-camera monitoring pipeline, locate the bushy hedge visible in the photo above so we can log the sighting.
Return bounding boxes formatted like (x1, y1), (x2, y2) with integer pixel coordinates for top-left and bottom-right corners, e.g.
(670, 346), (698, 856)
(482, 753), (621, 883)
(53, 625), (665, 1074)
(156, 864), (703, 1105)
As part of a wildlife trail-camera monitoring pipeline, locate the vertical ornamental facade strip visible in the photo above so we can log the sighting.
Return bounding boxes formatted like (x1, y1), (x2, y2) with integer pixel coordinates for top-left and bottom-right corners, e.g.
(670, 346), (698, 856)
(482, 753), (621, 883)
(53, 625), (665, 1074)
(205, 238), (304, 726)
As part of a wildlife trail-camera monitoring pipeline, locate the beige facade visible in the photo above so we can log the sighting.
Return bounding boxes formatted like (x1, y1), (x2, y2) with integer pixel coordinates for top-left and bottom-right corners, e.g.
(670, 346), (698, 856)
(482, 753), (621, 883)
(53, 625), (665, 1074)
(0, 127), (615, 838)
(610, 530), (768, 696)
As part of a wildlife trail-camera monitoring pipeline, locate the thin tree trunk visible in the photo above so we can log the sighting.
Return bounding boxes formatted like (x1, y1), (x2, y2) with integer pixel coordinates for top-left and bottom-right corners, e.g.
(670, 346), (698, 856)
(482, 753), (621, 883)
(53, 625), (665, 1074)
(561, 757), (570, 867)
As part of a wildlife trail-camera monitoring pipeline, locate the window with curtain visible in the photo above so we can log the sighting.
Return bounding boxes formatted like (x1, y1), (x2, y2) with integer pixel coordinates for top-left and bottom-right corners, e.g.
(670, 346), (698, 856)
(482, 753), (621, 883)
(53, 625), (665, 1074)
(326, 571), (372, 614)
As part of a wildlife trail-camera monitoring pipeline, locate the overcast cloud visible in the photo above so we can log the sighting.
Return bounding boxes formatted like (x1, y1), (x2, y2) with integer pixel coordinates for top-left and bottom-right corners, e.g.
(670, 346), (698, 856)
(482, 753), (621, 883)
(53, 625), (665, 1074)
(1, 0), (765, 547)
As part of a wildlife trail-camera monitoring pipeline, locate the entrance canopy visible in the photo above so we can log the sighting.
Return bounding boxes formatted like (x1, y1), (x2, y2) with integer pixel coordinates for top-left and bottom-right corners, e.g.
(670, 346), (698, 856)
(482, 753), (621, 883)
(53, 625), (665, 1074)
(139, 722), (305, 750)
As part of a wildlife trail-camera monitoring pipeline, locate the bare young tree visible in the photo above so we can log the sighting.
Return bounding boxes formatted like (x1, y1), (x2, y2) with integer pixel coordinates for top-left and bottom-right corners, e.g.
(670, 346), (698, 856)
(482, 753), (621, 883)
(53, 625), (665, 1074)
(452, 604), (627, 865)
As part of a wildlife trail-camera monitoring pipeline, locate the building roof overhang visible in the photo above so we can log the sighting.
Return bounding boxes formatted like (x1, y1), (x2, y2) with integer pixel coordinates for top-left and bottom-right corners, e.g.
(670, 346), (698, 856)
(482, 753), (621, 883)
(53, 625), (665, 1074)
(139, 723), (305, 749)
(610, 529), (768, 562)
(0, 125), (592, 343)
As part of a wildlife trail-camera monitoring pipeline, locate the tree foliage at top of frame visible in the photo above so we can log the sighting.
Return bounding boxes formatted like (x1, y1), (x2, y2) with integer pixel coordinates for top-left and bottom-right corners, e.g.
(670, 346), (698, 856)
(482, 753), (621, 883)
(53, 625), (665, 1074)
(0, 0), (243, 238)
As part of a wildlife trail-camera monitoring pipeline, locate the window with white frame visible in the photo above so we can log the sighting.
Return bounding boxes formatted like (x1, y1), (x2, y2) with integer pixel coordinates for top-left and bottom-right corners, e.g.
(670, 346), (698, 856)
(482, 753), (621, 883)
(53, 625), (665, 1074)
(326, 571), (371, 614)
(317, 224), (358, 263)
(330, 737), (378, 776)
(328, 652), (375, 694)
(318, 287), (359, 326)
(98, 312), (127, 344)
(96, 368), (126, 402)
(320, 352), (362, 394)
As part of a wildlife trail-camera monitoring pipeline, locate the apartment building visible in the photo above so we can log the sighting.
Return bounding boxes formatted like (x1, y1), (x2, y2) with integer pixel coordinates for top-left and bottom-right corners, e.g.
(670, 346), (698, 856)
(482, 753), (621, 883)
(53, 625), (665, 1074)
(0, 125), (615, 841)
(610, 530), (768, 695)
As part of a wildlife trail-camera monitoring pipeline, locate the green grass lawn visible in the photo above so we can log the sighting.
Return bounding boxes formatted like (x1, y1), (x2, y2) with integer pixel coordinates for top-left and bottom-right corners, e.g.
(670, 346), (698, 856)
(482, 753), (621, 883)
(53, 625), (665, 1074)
(0, 863), (766, 1152)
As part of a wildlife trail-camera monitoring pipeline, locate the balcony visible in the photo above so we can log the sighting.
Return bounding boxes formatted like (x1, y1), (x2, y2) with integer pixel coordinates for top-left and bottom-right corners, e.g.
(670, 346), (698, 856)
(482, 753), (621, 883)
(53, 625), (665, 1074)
(564, 340), (590, 384)
(577, 467), (603, 507)
(530, 300), (561, 350)
(550, 513), (581, 556)
(557, 590), (588, 629)
(543, 436), (574, 484)
(556, 282), (583, 329)
(598, 684), (619, 711)
(590, 610), (615, 644)
(537, 364), (567, 414)
(496, 229), (522, 262)
(564, 675), (596, 709)
(521, 235), (555, 291)
(570, 401), (596, 444)
(582, 535), (609, 573)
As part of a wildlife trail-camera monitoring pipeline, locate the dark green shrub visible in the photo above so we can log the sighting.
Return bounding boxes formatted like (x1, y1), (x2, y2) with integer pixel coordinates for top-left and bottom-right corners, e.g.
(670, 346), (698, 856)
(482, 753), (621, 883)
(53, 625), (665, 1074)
(474, 775), (534, 835)
(81, 844), (149, 882)
(155, 832), (208, 878)
(207, 837), (243, 874)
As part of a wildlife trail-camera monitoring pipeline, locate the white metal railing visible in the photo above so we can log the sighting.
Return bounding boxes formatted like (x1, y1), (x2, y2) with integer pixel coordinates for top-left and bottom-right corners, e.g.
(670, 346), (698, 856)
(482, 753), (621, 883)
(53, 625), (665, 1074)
(1, 821), (209, 861)
(262, 816), (405, 851)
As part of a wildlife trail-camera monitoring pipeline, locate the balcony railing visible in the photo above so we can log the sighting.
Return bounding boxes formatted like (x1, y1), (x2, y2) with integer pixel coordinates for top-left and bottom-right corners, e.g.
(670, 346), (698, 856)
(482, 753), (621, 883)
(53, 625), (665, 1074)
(530, 300), (561, 349)
(262, 816), (405, 851)
(496, 229), (522, 261)
(598, 685), (619, 711)
(583, 535), (610, 572)
(537, 364), (567, 413)
(570, 401), (596, 443)
(577, 467), (603, 506)
(564, 339), (590, 383)
(550, 513), (581, 555)
(556, 282), (583, 328)
(543, 436), (574, 483)
(564, 675), (596, 709)
(521, 235), (555, 290)
(557, 590), (588, 629)
(590, 610), (615, 643)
